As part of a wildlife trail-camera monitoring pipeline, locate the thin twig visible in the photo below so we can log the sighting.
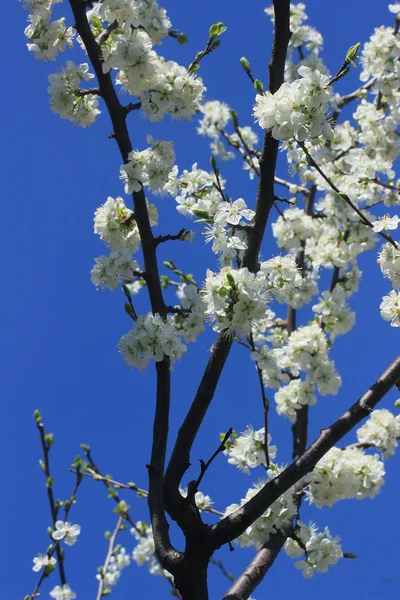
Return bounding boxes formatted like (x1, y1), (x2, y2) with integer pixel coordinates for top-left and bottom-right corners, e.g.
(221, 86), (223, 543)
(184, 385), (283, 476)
(298, 142), (398, 249)
(194, 428), (233, 492)
(96, 516), (123, 600)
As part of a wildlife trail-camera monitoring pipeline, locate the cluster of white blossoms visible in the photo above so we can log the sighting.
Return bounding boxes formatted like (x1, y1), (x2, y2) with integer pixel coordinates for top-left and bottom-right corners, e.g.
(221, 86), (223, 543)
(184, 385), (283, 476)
(24, 1), (74, 61)
(312, 288), (355, 339)
(285, 521), (343, 578)
(224, 427), (277, 473)
(102, 27), (205, 120)
(360, 23), (400, 105)
(172, 284), (206, 343)
(275, 379), (316, 423)
(164, 163), (223, 217)
(253, 66), (333, 142)
(47, 61), (100, 127)
(91, 251), (139, 290)
(224, 466), (297, 549)
(51, 521), (81, 546)
(49, 584), (76, 600)
(250, 344), (290, 389)
(284, 323), (341, 396)
(96, 547), (131, 588)
(96, 0), (171, 45)
(308, 447), (385, 508)
(120, 135), (175, 194)
(94, 196), (142, 253)
(203, 268), (269, 335)
(119, 312), (187, 370)
(260, 255), (303, 304)
(357, 409), (400, 458)
(377, 238), (400, 326)
(272, 207), (315, 250)
(378, 242), (400, 288)
(380, 290), (400, 326)
(131, 522), (172, 578)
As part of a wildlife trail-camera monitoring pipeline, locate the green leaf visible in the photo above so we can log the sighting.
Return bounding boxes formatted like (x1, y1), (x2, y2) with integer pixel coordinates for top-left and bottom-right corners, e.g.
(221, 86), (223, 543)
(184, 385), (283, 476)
(122, 283), (131, 299)
(209, 22), (227, 40)
(230, 109), (239, 129)
(91, 15), (103, 31)
(210, 39), (221, 51)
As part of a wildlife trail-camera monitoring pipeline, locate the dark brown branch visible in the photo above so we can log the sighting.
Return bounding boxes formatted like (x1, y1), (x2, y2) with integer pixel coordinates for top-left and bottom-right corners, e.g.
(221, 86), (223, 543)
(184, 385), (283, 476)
(298, 142), (398, 249)
(212, 354), (400, 547)
(155, 229), (190, 246)
(35, 414), (67, 586)
(193, 428), (233, 493)
(163, 1), (291, 542)
(222, 522), (293, 599)
(68, 0), (175, 571)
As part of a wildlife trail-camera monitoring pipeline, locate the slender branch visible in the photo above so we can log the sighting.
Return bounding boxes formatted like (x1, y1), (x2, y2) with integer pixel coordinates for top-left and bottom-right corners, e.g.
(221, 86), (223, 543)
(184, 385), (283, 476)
(274, 176), (310, 195)
(163, 0), (291, 536)
(96, 516), (123, 600)
(194, 428), (233, 492)
(249, 332), (270, 469)
(97, 19), (119, 46)
(298, 142), (398, 248)
(212, 354), (400, 547)
(35, 414), (67, 585)
(155, 229), (190, 246)
(68, 0), (175, 571)
(222, 522), (293, 600)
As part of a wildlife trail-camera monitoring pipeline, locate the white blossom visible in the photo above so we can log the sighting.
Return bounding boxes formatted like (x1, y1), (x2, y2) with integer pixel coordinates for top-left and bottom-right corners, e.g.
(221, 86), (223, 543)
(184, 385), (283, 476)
(357, 409), (400, 458)
(224, 426), (277, 473)
(32, 553), (56, 572)
(52, 521), (81, 546)
(380, 289), (400, 326)
(49, 585), (76, 600)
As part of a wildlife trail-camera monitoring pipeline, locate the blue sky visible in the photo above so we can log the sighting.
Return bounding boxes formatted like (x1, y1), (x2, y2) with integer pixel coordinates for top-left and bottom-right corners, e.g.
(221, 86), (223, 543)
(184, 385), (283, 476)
(3, 1), (400, 599)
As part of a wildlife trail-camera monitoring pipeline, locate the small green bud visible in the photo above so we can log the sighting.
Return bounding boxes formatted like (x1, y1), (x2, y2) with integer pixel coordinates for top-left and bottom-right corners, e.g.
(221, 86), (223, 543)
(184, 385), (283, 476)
(230, 109), (239, 129)
(137, 491), (147, 498)
(394, 399), (400, 408)
(176, 32), (188, 45)
(80, 443), (90, 451)
(240, 56), (250, 72)
(44, 562), (56, 576)
(164, 260), (175, 271)
(254, 79), (264, 94)
(46, 476), (54, 488)
(34, 409), (42, 423)
(105, 530), (111, 539)
(192, 209), (212, 220)
(346, 42), (360, 66)
(210, 39), (221, 51)
(125, 303), (135, 319)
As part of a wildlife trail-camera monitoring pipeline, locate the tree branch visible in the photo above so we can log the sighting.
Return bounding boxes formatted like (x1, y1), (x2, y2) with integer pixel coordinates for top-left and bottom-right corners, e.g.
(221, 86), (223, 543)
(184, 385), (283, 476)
(68, 0), (175, 570)
(96, 516), (123, 600)
(222, 522), (293, 599)
(212, 354), (400, 547)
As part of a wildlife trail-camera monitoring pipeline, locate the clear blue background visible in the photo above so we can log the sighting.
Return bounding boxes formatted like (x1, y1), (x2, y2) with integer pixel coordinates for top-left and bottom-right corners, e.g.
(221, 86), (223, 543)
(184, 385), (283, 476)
(3, 1), (400, 599)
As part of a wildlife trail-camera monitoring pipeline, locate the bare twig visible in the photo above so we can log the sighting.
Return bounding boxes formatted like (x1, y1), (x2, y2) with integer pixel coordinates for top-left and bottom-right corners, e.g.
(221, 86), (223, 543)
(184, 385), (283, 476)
(96, 516), (124, 600)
